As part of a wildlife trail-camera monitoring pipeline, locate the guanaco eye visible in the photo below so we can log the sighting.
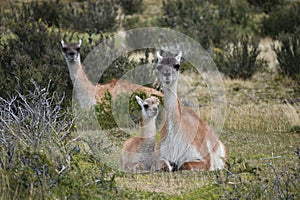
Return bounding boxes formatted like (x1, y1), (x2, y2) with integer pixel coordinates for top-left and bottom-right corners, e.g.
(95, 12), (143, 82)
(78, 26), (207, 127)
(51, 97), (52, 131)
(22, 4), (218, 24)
(76, 47), (80, 52)
(174, 64), (180, 71)
(143, 104), (149, 109)
(62, 47), (68, 52)
(156, 65), (162, 71)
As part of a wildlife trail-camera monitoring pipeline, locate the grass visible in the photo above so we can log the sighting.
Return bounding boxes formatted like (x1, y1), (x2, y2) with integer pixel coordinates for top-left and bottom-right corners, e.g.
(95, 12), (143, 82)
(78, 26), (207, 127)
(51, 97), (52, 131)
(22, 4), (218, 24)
(63, 57), (299, 198)
(96, 70), (300, 198)
(114, 130), (299, 197)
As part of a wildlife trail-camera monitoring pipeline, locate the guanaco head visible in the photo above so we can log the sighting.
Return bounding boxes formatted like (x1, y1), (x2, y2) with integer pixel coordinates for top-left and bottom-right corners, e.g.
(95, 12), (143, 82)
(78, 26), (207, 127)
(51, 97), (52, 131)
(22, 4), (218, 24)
(156, 51), (182, 86)
(135, 96), (160, 120)
(61, 39), (82, 63)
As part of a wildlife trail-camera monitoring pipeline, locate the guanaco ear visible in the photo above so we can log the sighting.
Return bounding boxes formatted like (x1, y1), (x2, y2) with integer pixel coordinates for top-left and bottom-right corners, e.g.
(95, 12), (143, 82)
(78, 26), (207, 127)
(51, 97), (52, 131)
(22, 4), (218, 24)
(61, 40), (66, 48)
(135, 95), (144, 107)
(175, 51), (182, 63)
(78, 39), (82, 47)
(156, 51), (163, 62)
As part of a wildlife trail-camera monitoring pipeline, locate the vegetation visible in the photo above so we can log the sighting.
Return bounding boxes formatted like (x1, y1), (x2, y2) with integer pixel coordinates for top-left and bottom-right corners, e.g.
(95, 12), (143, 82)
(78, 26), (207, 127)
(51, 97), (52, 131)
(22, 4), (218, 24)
(118, 0), (145, 15)
(0, 0), (299, 199)
(274, 30), (300, 81)
(260, 2), (300, 38)
(213, 36), (267, 79)
(0, 18), (69, 100)
(0, 81), (117, 199)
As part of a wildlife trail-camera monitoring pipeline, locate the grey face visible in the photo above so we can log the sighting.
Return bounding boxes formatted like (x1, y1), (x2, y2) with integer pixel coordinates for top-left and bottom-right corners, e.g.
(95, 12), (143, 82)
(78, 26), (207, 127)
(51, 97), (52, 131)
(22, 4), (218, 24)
(136, 96), (160, 119)
(156, 59), (180, 86)
(156, 52), (182, 86)
(61, 39), (81, 63)
(142, 97), (159, 118)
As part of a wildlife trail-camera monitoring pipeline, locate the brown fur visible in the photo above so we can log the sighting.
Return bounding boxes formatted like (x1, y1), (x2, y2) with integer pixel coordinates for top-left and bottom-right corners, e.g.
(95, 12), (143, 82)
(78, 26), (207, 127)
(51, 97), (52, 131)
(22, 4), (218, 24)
(121, 96), (160, 172)
(95, 79), (163, 102)
(61, 40), (163, 108)
(157, 52), (226, 171)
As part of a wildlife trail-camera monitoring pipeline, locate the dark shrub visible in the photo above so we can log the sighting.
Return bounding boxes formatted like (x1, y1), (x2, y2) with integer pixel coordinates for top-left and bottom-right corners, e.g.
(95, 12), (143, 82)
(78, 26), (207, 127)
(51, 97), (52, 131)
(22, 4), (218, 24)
(246, 0), (283, 13)
(0, 19), (71, 101)
(261, 2), (300, 38)
(4, 0), (120, 34)
(213, 36), (267, 79)
(160, 0), (214, 49)
(160, 0), (253, 49)
(118, 0), (145, 15)
(60, 0), (120, 34)
(2, 0), (63, 27)
(99, 55), (137, 84)
(30, 0), (63, 27)
(274, 31), (300, 81)
(95, 90), (117, 129)
(95, 90), (162, 130)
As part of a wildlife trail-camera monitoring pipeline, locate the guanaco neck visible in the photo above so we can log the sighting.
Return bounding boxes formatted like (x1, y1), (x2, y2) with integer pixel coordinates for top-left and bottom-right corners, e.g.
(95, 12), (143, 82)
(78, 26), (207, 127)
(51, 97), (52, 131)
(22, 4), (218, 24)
(66, 56), (93, 87)
(65, 55), (96, 107)
(141, 117), (157, 138)
(163, 80), (181, 132)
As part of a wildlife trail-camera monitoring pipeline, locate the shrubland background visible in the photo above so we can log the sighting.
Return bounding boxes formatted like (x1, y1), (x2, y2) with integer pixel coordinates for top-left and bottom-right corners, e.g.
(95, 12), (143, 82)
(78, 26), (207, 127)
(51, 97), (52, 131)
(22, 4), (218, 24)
(0, 0), (299, 199)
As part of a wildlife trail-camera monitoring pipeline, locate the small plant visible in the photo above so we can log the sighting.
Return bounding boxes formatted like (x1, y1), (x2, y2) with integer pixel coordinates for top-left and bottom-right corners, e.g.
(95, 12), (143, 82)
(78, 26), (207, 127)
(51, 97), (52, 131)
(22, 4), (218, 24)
(274, 31), (300, 81)
(290, 125), (300, 133)
(95, 90), (118, 129)
(213, 36), (267, 79)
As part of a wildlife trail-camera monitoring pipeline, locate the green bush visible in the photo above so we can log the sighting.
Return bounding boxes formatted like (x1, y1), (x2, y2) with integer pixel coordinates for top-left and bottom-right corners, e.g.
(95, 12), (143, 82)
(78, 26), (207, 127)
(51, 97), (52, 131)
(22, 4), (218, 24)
(246, 0), (283, 13)
(3, 0), (63, 27)
(290, 125), (300, 133)
(95, 89), (162, 130)
(160, 0), (253, 49)
(3, 0), (120, 34)
(213, 36), (267, 79)
(99, 55), (137, 84)
(160, 0), (215, 49)
(95, 90), (117, 129)
(260, 2), (300, 38)
(119, 0), (145, 15)
(274, 31), (300, 81)
(0, 19), (72, 101)
(28, 0), (63, 27)
(60, 0), (120, 34)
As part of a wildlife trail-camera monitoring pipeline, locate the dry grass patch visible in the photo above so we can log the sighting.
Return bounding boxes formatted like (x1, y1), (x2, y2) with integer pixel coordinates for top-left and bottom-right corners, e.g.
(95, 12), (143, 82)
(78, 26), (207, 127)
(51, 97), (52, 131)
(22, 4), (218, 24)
(116, 170), (216, 195)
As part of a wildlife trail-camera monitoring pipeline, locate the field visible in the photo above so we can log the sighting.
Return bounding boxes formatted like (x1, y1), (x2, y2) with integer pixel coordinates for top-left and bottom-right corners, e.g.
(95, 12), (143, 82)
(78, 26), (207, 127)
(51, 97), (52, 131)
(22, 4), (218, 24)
(113, 71), (300, 198)
(75, 67), (299, 198)
(0, 0), (299, 199)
